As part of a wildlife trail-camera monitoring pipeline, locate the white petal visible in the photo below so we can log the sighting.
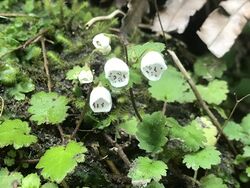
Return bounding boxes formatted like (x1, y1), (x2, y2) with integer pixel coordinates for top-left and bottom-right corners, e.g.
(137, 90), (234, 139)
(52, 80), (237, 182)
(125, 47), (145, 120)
(92, 33), (111, 55)
(89, 86), (112, 113)
(140, 51), (167, 81)
(78, 70), (93, 84)
(104, 57), (130, 88)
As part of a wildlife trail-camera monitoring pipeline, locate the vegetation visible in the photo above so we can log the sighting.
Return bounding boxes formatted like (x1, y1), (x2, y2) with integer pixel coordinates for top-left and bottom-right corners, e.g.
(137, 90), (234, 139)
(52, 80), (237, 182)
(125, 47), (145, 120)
(0, 0), (250, 187)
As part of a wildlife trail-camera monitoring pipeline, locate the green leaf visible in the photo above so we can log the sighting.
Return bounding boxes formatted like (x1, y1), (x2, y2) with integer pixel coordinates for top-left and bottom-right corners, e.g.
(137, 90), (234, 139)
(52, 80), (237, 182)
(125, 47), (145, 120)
(36, 141), (87, 183)
(242, 146), (250, 157)
(183, 146), (221, 170)
(41, 183), (58, 188)
(194, 55), (226, 80)
(196, 80), (228, 105)
(246, 167), (250, 177)
(128, 42), (165, 63)
(128, 157), (167, 187)
(223, 121), (243, 141)
(28, 91), (69, 125)
(21, 173), (40, 188)
(167, 118), (205, 152)
(200, 174), (227, 188)
(119, 117), (138, 136)
(7, 78), (35, 100)
(66, 66), (85, 80)
(146, 181), (165, 188)
(148, 66), (195, 103)
(241, 114), (250, 134)
(0, 168), (23, 188)
(136, 112), (168, 153)
(0, 119), (37, 149)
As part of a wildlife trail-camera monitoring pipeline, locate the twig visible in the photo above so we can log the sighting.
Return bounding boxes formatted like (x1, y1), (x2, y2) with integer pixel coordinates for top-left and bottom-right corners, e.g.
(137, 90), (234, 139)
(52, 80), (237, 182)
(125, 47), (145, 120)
(0, 13), (38, 18)
(162, 101), (167, 115)
(57, 125), (65, 144)
(216, 93), (250, 142)
(104, 133), (131, 167)
(70, 86), (92, 139)
(41, 37), (52, 92)
(0, 29), (49, 59)
(19, 158), (39, 163)
(167, 50), (237, 155)
(85, 10), (125, 29)
(0, 96), (4, 117)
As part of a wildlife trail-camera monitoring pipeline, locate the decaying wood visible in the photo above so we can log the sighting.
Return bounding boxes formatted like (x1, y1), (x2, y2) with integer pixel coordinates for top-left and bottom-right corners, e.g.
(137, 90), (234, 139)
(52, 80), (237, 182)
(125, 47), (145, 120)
(152, 0), (207, 34)
(197, 0), (250, 58)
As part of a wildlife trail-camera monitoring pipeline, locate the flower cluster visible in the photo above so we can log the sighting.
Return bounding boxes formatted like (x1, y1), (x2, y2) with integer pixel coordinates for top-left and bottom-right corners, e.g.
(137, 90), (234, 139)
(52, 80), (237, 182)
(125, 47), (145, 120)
(79, 33), (168, 113)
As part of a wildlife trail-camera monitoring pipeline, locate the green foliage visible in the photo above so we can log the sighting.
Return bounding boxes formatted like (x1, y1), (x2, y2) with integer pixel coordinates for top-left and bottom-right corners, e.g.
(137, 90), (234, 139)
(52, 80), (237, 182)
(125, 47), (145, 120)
(148, 66), (195, 103)
(167, 118), (205, 152)
(0, 62), (19, 85)
(28, 91), (69, 125)
(127, 42), (165, 63)
(41, 183), (58, 188)
(21, 173), (41, 188)
(196, 80), (228, 105)
(183, 146), (221, 170)
(136, 112), (168, 153)
(0, 119), (37, 149)
(36, 141), (87, 183)
(200, 174), (227, 188)
(119, 117), (138, 136)
(66, 66), (85, 80)
(128, 157), (167, 186)
(242, 146), (250, 157)
(7, 78), (35, 100)
(146, 181), (165, 188)
(194, 55), (226, 80)
(0, 168), (23, 188)
(224, 114), (250, 145)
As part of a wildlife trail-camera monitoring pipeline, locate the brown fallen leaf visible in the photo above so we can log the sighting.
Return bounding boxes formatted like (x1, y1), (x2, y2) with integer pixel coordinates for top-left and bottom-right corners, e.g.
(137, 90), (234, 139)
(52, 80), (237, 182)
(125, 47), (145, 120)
(152, 0), (207, 34)
(197, 0), (250, 58)
(120, 0), (149, 35)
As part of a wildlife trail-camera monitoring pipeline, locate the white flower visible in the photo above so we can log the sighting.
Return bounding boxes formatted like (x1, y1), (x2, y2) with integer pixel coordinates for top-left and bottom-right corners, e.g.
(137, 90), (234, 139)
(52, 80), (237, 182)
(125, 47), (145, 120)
(78, 69), (93, 84)
(140, 51), (167, 81)
(89, 86), (112, 113)
(104, 57), (129, 88)
(92, 33), (111, 55)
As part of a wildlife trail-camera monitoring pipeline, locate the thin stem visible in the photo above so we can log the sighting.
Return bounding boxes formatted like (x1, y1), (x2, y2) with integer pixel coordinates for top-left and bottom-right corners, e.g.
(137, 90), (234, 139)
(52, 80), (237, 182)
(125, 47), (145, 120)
(122, 41), (143, 122)
(41, 37), (52, 92)
(104, 133), (131, 167)
(57, 125), (65, 144)
(193, 169), (198, 180)
(0, 96), (4, 117)
(167, 50), (237, 156)
(162, 101), (167, 115)
(0, 13), (38, 18)
(70, 85), (92, 139)
(19, 159), (39, 163)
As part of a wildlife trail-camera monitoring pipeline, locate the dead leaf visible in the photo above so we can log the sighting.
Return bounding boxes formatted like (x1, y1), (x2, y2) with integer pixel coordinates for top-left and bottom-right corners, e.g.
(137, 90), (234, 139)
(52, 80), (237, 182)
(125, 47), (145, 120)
(152, 0), (207, 34)
(197, 0), (250, 58)
(120, 0), (149, 35)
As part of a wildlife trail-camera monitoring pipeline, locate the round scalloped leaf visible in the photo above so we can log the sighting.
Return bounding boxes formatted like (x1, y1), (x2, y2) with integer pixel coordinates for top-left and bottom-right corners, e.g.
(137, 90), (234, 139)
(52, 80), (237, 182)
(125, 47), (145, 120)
(21, 173), (41, 188)
(136, 112), (168, 153)
(148, 66), (195, 103)
(128, 157), (167, 187)
(0, 168), (23, 188)
(167, 118), (205, 152)
(41, 182), (58, 188)
(200, 174), (227, 188)
(0, 119), (37, 149)
(28, 91), (69, 125)
(36, 141), (87, 183)
(196, 80), (228, 105)
(183, 146), (221, 170)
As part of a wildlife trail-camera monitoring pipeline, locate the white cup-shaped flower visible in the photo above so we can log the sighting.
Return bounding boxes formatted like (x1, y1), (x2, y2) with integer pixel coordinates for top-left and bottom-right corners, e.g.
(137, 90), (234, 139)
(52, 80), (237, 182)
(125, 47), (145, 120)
(140, 51), (167, 81)
(92, 33), (111, 55)
(78, 68), (93, 84)
(104, 57), (129, 88)
(89, 86), (112, 113)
